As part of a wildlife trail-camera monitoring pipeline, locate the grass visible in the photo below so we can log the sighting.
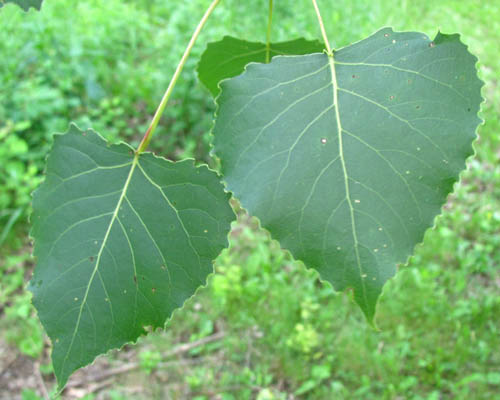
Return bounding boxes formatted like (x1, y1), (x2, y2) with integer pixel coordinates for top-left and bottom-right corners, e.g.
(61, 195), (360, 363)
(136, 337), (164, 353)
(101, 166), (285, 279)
(0, 0), (499, 399)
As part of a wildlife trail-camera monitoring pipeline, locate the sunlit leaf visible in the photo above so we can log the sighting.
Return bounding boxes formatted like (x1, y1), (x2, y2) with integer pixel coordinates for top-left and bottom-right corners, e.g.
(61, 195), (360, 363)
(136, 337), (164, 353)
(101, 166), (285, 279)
(29, 125), (234, 388)
(213, 28), (483, 322)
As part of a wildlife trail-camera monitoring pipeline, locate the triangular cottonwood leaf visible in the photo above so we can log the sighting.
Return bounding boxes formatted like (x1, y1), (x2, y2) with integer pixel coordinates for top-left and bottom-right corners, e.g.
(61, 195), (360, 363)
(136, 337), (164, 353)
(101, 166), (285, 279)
(29, 125), (235, 388)
(197, 36), (323, 96)
(0, 0), (43, 11)
(213, 28), (483, 322)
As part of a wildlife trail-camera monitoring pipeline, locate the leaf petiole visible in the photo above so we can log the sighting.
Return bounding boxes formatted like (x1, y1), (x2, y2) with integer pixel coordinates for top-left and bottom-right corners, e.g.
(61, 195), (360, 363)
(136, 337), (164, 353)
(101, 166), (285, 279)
(265, 0), (274, 63)
(137, 0), (221, 154)
(311, 0), (332, 55)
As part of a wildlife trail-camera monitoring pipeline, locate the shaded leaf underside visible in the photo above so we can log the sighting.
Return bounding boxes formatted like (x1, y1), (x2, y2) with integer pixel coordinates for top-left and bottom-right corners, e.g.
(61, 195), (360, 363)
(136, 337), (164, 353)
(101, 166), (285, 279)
(0, 0), (43, 11)
(197, 36), (324, 96)
(29, 125), (234, 388)
(213, 28), (483, 321)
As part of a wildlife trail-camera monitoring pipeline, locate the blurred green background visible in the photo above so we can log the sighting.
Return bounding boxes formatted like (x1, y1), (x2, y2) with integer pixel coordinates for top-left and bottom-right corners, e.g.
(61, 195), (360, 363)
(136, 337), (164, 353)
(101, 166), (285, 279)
(0, 0), (499, 399)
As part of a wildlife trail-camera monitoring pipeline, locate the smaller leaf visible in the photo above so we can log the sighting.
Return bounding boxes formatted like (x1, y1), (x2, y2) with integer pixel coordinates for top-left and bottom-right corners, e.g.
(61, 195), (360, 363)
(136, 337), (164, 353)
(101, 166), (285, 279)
(29, 125), (235, 388)
(197, 36), (324, 96)
(0, 0), (43, 11)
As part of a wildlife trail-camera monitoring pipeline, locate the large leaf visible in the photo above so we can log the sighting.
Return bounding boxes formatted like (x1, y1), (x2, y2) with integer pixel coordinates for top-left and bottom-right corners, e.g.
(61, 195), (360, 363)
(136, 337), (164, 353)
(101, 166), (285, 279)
(213, 28), (483, 322)
(0, 0), (43, 11)
(29, 125), (234, 388)
(197, 36), (324, 96)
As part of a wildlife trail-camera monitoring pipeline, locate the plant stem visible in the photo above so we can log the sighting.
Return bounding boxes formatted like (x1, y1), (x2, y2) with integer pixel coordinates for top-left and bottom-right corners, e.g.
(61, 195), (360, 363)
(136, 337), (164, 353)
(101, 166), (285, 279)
(137, 0), (221, 154)
(311, 0), (332, 55)
(265, 0), (274, 63)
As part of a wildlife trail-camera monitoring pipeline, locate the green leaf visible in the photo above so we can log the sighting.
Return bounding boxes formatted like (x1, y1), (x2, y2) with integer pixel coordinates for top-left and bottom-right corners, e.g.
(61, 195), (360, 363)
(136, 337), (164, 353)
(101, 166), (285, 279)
(0, 0), (43, 11)
(213, 28), (483, 322)
(29, 125), (234, 388)
(197, 36), (324, 97)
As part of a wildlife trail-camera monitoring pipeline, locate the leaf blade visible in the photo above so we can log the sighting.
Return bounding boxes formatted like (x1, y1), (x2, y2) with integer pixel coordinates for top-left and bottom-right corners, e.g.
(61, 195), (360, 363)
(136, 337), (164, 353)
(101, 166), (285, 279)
(0, 0), (43, 11)
(29, 125), (235, 388)
(213, 28), (483, 322)
(197, 36), (324, 96)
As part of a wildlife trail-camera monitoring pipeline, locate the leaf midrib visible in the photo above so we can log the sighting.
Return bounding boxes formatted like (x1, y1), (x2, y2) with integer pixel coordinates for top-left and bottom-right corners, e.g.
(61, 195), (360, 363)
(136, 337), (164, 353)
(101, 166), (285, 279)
(60, 153), (140, 373)
(328, 54), (369, 308)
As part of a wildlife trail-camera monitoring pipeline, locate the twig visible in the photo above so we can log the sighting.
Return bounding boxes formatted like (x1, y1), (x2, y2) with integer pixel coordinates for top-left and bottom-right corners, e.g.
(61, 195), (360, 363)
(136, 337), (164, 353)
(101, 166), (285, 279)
(162, 331), (225, 358)
(34, 362), (50, 400)
(66, 331), (225, 388)
(66, 378), (114, 398)
(0, 354), (19, 378)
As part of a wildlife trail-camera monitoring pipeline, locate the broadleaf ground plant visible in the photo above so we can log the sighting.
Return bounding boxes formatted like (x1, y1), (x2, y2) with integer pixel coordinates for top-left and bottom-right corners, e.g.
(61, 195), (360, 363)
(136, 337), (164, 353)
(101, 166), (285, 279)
(5, 0), (483, 390)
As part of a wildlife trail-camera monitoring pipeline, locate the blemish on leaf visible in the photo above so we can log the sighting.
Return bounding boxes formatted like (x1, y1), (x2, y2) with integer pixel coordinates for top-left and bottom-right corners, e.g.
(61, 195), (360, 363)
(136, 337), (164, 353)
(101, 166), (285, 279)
(321, 138), (327, 144)
(384, 33), (389, 37)
(74, 297), (78, 301)
(361, 274), (367, 278)
(354, 199), (361, 203)
(89, 256), (94, 262)
(389, 95), (394, 100)
(152, 288), (156, 294)
(378, 227), (383, 231)
(429, 42), (435, 48)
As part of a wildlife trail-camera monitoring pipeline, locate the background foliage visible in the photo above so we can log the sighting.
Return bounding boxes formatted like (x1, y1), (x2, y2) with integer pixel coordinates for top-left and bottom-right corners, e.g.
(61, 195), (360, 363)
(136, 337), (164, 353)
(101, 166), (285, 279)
(0, 0), (499, 398)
